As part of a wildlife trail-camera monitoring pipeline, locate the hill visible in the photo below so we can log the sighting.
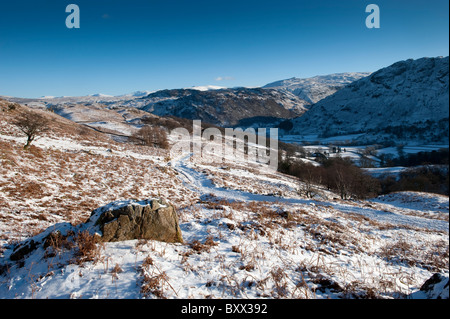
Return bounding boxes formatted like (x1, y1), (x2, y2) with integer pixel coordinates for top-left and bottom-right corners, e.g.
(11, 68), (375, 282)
(0, 101), (448, 299)
(289, 56), (449, 144)
(263, 72), (370, 107)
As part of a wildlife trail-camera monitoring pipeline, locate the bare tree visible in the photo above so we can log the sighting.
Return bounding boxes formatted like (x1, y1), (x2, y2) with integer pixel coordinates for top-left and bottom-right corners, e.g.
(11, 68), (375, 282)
(131, 125), (169, 149)
(297, 162), (322, 198)
(13, 112), (49, 149)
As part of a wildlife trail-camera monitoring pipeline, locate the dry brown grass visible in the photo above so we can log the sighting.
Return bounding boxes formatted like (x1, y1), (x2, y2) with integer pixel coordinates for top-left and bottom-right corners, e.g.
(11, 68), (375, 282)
(139, 254), (178, 299)
(379, 238), (449, 272)
(189, 235), (218, 254)
(71, 230), (102, 265)
(43, 230), (74, 258)
(0, 117), (197, 244)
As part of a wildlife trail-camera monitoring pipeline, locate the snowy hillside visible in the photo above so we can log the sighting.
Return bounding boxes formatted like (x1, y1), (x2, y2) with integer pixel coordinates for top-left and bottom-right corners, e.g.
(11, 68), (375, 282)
(0, 102), (448, 299)
(135, 88), (307, 126)
(263, 72), (370, 107)
(289, 56), (449, 144)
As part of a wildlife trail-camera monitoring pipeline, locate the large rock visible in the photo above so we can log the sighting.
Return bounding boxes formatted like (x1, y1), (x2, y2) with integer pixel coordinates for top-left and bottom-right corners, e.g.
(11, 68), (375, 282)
(418, 273), (449, 299)
(5, 198), (183, 266)
(87, 198), (183, 243)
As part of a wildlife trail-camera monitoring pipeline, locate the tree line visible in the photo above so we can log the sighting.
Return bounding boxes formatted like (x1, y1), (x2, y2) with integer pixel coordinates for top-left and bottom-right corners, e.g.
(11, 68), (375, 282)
(278, 156), (381, 200)
(278, 150), (450, 199)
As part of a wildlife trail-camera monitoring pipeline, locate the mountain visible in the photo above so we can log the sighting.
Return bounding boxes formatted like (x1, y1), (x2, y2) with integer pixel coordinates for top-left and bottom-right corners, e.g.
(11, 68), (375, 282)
(2, 72), (372, 129)
(1, 87), (308, 128)
(184, 85), (226, 91)
(89, 93), (114, 98)
(263, 72), (371, 107)
(134, 87), (308, 126)
(289, 56), (449, 144)
(118, 90), (154, 98)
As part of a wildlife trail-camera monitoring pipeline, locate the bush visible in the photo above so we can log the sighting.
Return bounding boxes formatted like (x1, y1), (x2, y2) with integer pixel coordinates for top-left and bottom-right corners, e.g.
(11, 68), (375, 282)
(280, 157), (381, 200)
(380, 165), (449, 195)
(393, 148), (449, 167)
(73, 230), (101, 264)
(322, 157), (381, 200)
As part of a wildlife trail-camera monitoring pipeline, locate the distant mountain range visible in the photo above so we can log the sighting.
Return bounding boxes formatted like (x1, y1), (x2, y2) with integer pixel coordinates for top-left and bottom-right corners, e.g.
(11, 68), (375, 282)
(1, 72), (370, 125)
(126, 87), (307, 126)
(288, 56), (449, 144)
(2, 56), (448, 144)
(263, 72), (371, 106)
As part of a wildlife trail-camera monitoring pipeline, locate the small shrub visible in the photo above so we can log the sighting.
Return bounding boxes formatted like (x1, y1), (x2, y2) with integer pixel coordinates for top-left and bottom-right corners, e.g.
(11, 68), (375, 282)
(140, 272), (168, 299)
(72, 230), (101, 264)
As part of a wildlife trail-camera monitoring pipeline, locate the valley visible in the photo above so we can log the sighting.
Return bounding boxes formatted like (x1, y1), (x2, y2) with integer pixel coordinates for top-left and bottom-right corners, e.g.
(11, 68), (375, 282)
(0, 56), (448, 300)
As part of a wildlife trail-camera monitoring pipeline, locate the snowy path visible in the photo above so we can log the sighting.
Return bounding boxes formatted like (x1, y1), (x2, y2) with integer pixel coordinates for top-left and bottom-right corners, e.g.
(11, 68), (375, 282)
(172, 153), (449, 233)
(172, 154), (306, 203)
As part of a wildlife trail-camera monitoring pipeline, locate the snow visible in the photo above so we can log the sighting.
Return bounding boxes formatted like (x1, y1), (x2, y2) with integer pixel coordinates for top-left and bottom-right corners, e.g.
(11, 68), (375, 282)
(409, 273), (449, 299)
(185, 85), (226, 91)
(0, 99), (448, 300)
(290, 57), (449, 144)
(363, 166), (406, 178)
(371, 192), (449, 215)
(263, 72), (371, 105)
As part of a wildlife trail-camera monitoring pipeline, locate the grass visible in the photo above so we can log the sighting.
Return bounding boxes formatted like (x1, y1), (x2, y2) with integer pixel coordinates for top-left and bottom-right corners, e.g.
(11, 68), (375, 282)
(139, 254), (178, 299)
(72, 230), (103, 265)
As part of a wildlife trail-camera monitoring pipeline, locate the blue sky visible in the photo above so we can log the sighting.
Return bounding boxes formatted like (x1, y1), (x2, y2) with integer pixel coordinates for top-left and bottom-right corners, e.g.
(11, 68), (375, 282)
(0, 0), (448, 98)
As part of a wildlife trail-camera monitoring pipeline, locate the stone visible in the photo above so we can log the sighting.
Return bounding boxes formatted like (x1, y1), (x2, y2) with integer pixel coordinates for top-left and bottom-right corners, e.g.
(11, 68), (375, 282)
(419, 273), (449, 299)
(7, 199), (183, 265)
(90, 198), (183, 243)
(10, 239), (38, 261)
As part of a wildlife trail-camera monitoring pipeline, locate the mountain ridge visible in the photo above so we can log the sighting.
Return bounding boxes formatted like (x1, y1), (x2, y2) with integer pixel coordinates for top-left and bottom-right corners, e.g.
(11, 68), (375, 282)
(263, 72), (371, 106)
(288, 56), (449, 144)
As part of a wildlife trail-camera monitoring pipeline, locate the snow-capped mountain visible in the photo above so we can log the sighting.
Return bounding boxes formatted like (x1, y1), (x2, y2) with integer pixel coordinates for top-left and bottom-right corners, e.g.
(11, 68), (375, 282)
(263, 72), (371, 106)
(118, 90), (154, 98)
(1, 86), (309, 127)
(184, 85), (226, 91)
(89, 93), (114, 98)
(3, 57), (447, 142)
(0, 91), (154, 107)
(289, 56), (449, 143)
(133, 87), (308, 126)
(2, 72), (372, 128)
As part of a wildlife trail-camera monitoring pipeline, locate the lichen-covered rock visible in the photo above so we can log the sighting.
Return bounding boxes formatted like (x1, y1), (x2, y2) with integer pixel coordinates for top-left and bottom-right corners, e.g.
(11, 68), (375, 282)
(88, 198), (183, 243)
(6, 199), (183, 265)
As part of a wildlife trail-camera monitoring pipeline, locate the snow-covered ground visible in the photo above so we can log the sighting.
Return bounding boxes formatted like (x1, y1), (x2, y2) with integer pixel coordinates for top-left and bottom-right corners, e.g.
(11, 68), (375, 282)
(0, 105), (448, 299)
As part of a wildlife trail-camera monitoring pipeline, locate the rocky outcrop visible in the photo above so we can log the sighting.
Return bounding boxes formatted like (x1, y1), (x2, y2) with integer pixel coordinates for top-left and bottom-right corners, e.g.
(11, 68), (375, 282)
(88, 198), (183, 243)
(418, 273), (449, 299)
(6, 198), (183, 263)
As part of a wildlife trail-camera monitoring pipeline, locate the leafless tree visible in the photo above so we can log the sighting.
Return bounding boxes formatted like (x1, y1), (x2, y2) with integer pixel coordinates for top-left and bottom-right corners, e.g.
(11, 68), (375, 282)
(13, 112), (49, 149)
(131, 125), (169, 149)
(296, 162), (322, 198)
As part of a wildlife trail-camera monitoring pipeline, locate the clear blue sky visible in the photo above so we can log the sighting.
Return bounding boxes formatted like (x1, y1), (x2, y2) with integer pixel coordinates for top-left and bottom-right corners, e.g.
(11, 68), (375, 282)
(0, 0), (448, 98)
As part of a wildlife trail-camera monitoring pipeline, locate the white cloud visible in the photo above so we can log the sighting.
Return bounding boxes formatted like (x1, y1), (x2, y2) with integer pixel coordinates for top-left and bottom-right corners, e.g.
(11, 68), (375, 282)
(215, 76), (234, 82)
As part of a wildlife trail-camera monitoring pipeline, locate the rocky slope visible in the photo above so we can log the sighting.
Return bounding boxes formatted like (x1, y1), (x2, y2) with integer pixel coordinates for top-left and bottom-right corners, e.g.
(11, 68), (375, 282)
(263, 72), (370, 107)
(133, 87), (307, 126)
(288, 56), (449, 144)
